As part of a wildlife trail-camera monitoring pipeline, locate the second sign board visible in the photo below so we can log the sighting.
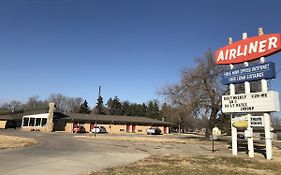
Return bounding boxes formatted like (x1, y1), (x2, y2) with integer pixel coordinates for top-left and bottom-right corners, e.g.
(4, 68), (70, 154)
(222, 62), (276, 85)
(222, 91), (280, 113)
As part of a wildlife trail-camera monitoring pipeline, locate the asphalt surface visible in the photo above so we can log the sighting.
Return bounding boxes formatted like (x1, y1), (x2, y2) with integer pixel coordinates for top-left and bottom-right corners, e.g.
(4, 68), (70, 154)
(0, 130), (148, 175)
(2, 130), (265, 175)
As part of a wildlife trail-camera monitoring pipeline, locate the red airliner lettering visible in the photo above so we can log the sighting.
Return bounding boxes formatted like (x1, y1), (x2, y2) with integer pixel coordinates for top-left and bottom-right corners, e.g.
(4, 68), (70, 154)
(215, 34), (281, 64)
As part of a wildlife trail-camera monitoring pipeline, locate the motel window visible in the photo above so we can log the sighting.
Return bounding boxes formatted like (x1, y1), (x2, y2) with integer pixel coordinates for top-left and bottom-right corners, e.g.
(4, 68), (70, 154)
(23, 118), (29, 126)
(42, 118), (47, 126)
(29, 118), (35, 126)
(120, 129), (125, 132)
(138, 130), (142, 132)
(35, 118), (41, 126)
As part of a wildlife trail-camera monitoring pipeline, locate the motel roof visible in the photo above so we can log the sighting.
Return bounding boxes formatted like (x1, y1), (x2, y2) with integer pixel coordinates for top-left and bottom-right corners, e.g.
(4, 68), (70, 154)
(0, 107), (172, 126)
(0, 115), (14, 120)
(62, 113), (171, 126)
(0, 107), (50, 120)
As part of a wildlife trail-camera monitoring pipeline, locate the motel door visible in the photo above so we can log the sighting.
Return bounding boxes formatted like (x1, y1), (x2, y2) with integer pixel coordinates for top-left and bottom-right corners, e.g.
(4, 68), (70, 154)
(164, 127), (168, 134)
(126, 124), (130, 133)
(132, 125), (136, 133)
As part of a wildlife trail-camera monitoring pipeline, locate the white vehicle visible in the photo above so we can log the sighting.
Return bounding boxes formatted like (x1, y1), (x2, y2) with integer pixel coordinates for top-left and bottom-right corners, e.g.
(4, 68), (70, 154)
(146, 127), (162, 135)
(91, 126), (106, 133)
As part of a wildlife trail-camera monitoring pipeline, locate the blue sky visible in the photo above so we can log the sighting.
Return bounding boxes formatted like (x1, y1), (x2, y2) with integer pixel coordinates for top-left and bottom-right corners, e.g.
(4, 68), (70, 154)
(0, 0), (281, 107)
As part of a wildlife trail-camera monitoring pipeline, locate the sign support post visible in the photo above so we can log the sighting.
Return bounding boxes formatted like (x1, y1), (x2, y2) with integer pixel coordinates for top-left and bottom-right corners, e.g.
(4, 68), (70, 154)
(258, 28), (273, 160)
(231, 114), (238, 156)
(241, 33), (254, 158)
(264, 112), (272, 159)
(228, 37), (238, 156)
(246, 114), (254, 158)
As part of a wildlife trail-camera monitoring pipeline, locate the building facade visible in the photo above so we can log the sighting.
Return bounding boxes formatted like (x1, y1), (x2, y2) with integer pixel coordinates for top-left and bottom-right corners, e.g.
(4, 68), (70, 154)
(0, 104), (171, 134)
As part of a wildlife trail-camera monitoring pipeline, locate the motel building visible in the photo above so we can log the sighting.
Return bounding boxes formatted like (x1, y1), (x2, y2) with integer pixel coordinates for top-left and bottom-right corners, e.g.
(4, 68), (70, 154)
(0, 103), (171, 134)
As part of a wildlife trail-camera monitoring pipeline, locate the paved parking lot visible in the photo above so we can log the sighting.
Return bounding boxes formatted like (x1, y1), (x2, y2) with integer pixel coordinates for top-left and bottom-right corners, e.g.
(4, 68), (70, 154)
(0, 130), (230, 175)
(0, 130), (149, 175)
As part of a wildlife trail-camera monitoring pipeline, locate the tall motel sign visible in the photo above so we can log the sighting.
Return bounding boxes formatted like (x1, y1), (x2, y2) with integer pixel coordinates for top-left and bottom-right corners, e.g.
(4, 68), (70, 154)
(216, 28), (281, 160)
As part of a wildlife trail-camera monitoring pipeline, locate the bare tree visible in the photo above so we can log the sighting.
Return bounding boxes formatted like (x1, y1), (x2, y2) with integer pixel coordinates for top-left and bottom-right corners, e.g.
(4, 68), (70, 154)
(48, 94), (68, 112)
(47, 94), (84, 113)
(161, 50), (227, 137)
(65, 97), (83, 113)
(272, 115), (281, 128)
(1, 100), (22, 112)
(25, 95), (48, 108)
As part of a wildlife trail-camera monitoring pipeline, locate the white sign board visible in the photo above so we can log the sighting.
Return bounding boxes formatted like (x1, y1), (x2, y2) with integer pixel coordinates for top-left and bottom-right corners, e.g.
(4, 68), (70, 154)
(222, 91), (280, 113)
(250, 116), (264, 127)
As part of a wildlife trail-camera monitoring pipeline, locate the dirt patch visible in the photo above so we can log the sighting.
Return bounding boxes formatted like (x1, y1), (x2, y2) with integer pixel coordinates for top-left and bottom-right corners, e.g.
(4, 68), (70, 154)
(0, 135), (37, 149)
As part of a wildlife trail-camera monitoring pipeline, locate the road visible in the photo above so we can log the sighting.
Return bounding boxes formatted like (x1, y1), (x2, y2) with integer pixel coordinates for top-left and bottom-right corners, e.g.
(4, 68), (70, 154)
(0, 130), (148, 175)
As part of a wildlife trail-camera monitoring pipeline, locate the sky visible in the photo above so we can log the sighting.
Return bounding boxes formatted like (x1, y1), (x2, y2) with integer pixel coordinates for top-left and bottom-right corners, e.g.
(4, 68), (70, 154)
(0, 0), (281, 108)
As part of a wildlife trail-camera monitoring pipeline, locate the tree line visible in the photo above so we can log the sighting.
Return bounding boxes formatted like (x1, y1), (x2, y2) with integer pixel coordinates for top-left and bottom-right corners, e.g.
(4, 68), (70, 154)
(91, 96), (163, 120)
(0, 94), (166, 121)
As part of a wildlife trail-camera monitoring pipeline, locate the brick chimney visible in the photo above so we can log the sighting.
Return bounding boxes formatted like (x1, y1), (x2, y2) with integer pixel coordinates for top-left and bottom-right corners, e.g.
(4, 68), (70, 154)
(47, 103), (55, 132)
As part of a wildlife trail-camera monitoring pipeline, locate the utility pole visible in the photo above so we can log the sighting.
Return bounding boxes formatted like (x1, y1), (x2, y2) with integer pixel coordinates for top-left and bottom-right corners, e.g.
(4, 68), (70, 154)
(94, 86), (101, 137)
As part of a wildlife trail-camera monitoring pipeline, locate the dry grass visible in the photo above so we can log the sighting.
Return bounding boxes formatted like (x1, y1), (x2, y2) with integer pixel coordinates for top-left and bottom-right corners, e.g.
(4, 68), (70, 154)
(76, 134), (224, 145)
(88, 154), (281, 175)
(0, 135), (37, 149)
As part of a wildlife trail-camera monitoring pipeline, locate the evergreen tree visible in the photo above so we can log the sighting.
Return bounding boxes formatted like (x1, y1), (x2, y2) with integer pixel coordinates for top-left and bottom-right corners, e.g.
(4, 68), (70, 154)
(107, 96), (123, 115)
(129, 103), (138, 116)
(153, 102), (160, 120)
(122, 101), (130, 116)
(146, 101), (160, 119)
(94, 96), (105, 114)
(112, 96), (123, 115)
(78, 100), (90, 114)
(146, 101), (154, 118)
(141, 103), (147, 116)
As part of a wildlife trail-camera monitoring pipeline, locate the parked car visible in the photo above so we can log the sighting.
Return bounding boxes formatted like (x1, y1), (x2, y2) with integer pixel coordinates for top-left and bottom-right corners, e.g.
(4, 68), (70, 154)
(73, 125), (86, 133)
(5, 120), (17, 129)
(146, 127), (162, 135)
(92, 126), (107, 133)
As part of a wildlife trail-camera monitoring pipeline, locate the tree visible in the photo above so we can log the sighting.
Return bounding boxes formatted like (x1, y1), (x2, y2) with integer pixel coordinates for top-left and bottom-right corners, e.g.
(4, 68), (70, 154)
(47, 94), (84, 112)
(160, 103), (173, 122)
(65, 97), (83, 113)
(25, 95), (48, 108)
(122, 101), (130, 116)
(146, 101), (154, 118)
(272, 115), (281, 128)
(79, 100), (90, 114)
(93, 96), (105, 114)
(140, 103), (147, 116)
(107, 96), (123, 115)
(161, 50), (227, 137)
(1, 100), (22, 112)
(146, 101), (160, 119)
(48, 94), (67, 112)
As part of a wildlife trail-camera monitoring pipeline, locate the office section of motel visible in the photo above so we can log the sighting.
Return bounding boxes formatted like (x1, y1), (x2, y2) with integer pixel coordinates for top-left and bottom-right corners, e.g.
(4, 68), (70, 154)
(0, 103), (170, 134)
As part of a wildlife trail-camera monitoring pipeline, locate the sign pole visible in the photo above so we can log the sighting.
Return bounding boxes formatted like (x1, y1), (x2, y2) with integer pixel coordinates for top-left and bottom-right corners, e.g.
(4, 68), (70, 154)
(247, 114), (254, 158)
(231, 114), (238, 155)
(258, 28), (273, 160)
(264, 112), (272, 159)
(242, 32), (254, 158)
(228, 37), (238, 156)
